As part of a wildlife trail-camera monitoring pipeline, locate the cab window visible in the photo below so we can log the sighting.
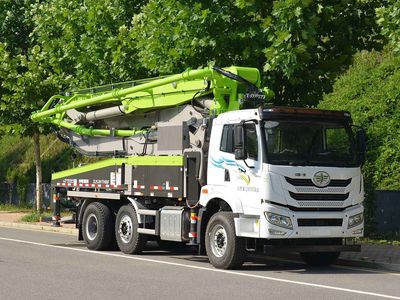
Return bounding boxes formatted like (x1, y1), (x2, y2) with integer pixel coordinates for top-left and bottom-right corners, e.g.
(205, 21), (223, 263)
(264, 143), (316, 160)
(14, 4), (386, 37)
(220, 123), (258, 160)
(220, 125), (234, 153)
(244, 123), (258, 160)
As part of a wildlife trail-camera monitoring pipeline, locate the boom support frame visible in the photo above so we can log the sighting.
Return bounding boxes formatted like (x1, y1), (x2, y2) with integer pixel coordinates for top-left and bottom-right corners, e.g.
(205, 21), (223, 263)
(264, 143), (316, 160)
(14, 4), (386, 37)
(31, 66), (263, 139)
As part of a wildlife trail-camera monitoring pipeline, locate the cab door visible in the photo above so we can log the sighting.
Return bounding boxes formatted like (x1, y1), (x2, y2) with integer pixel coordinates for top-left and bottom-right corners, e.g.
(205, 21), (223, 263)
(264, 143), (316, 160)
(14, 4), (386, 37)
(234, 123), (263, 215)
(208, 122), (263, 215)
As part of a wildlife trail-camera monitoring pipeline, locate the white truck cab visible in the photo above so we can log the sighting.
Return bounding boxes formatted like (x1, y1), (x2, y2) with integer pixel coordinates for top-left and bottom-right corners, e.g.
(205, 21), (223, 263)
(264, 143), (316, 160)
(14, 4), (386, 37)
(200, 107), (365, 267)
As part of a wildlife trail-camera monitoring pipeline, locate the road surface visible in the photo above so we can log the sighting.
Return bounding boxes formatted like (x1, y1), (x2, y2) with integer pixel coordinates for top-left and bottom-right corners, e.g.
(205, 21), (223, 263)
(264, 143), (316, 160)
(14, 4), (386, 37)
(0, 227), (399, 300)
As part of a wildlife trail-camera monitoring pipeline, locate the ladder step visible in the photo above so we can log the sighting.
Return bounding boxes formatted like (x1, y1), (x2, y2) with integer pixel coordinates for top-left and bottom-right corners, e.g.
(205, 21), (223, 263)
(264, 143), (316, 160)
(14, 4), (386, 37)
(137, 228), (156, 235)
(137, 209), (157, 216)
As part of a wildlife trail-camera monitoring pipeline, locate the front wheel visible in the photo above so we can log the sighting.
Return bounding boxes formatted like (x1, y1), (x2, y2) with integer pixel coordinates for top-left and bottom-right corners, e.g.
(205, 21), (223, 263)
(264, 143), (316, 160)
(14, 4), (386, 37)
(301, 252), (340, 266)
(205, 212), (245, 269)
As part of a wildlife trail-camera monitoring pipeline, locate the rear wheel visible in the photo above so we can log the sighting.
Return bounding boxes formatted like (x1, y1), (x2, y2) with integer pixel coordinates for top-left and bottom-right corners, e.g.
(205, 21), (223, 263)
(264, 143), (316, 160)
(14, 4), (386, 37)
(205, 212), (245, 269)
(301, 252), (340, 266)
(82, 202), (114, 250)
(115, 204), (147, 254)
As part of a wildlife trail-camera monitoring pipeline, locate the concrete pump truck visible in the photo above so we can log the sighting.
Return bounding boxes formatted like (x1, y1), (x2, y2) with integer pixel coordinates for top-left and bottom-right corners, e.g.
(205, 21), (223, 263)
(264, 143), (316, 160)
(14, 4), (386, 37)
(31, 66), (366, 269)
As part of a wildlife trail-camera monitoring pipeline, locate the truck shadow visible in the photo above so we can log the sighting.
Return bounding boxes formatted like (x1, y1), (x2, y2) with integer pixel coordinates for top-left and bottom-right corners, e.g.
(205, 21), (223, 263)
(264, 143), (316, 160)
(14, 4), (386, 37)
(51, 241), (381, 275)
(51, 242), (87, 248)
(174, 254), (379, 275)
(141, 246), (378, 274)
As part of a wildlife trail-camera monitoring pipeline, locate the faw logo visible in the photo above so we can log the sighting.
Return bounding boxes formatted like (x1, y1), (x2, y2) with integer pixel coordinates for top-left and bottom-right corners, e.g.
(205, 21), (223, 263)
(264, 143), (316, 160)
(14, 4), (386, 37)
(312, 171), (331, 187)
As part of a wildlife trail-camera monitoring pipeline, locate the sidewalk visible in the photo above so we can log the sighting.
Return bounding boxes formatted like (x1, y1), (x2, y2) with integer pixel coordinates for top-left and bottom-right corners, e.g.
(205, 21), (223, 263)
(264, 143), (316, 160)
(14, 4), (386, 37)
(0, 211), (398, 271)
(339, 243), (400, 272)
(0, 211), (78, 235)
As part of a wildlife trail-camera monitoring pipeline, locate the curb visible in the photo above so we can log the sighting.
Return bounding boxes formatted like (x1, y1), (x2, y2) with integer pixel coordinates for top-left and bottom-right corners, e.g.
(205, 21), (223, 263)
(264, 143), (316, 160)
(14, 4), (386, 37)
(0, 221), (78, 236)
(337, 258), (400, 273)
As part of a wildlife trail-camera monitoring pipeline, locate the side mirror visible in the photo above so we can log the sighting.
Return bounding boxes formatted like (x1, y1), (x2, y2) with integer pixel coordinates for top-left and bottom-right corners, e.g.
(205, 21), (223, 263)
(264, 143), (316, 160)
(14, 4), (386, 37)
(234, 124), (247, 160)
(235, 148), (247, 160)
(356, 127), (366, 165)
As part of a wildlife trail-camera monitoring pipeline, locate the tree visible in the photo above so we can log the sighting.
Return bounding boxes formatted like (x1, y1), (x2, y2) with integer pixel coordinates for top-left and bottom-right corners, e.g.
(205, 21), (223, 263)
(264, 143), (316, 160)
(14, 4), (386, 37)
(262, 0), (383, 105)
(0, 0), (145, 211)
(0, 0), (50, 212)
(131, 0), (270, 74)
(0, 45), (60, 212)
(132, 0), (383, 106)
(30, 0), (147, 89)
(376, 0), (400, 53)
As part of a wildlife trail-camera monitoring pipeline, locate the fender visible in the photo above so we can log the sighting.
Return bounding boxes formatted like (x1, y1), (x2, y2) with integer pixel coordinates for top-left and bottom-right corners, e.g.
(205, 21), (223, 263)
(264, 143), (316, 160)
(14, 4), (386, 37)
(79, 197), (146, 225)
(199, 185), (244, 213)
(127, 197), (147, 224)
(77, 199), (97, 241)
(77, 199), (96, 227)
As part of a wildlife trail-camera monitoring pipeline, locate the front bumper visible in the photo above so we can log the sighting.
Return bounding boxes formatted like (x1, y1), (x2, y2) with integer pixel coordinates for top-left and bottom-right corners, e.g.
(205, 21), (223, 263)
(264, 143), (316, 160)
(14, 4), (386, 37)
(234, 202), (364, 239)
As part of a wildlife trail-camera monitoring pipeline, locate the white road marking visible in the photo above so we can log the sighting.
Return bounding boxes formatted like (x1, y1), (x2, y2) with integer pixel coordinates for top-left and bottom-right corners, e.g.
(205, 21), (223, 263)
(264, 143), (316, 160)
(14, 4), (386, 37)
(0, 236), (399, 300)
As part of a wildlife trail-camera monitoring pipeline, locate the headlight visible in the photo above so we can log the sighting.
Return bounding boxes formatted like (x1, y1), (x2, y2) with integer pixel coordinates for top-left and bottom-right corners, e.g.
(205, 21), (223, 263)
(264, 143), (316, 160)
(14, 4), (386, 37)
(265, 212), (293, 229)
(348, 213), (363, 228)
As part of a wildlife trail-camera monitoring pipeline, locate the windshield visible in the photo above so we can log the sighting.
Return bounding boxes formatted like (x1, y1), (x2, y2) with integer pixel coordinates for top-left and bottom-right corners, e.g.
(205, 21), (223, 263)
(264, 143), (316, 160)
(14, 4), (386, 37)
(263, 120), (358, 167)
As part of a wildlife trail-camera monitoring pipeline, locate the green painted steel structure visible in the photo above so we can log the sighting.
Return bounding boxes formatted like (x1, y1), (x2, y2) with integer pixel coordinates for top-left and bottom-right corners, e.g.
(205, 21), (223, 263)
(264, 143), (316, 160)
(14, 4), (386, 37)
(51, 156), (183, 180)
(32, 66), (267, 181)
(31, 66), (262, 138)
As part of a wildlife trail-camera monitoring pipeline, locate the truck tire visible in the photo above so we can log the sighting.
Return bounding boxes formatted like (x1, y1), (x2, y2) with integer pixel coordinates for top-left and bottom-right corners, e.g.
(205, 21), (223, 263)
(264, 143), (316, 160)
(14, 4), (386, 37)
(82, 202), (114, 250)
(115, 204), (147, 254)
(205, 212), (245, 269)
(301, 252), (340, 266)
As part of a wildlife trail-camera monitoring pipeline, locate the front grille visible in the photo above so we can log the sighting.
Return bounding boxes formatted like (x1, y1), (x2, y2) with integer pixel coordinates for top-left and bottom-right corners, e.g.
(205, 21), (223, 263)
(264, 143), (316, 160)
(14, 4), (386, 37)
(297, 218), (343, 227)
(285, 177), (351, 187)
(289, 191), (349, 201)
(288, 205), (346, 211)
(295, 187), (346, 193)
(297, 201), (345, 207)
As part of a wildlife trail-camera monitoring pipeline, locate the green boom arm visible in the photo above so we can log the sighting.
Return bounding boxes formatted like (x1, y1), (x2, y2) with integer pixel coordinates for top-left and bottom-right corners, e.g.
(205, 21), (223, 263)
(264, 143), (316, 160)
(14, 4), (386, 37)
(31, 66), (264, 138)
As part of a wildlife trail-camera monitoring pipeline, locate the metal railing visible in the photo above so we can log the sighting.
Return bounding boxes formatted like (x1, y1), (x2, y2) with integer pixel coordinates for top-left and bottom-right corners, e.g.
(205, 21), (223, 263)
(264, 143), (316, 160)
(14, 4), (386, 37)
(375, 190), (400, 238)
(0, 182), (52, 208)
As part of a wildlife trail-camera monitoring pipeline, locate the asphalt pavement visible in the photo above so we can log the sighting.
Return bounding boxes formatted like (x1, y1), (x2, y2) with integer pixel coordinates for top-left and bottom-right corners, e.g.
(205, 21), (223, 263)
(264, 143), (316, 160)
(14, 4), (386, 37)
(0, 227), (399, 300)
(2, 211), (399, 272)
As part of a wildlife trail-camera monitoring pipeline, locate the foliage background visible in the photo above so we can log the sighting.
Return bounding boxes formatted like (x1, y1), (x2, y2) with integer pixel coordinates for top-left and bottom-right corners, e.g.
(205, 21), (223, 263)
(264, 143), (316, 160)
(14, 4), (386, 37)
(319, 50), (400, 234)
(0, 0), (399, 234)
(132, 0), (382, 106)
(320, 50), (400, 191)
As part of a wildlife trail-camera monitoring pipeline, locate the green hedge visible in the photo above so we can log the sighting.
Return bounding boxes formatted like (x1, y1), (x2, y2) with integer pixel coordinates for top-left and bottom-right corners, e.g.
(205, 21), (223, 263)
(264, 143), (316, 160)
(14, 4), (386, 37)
(320, 49), (400, 190)
(319, 49), (400, 235)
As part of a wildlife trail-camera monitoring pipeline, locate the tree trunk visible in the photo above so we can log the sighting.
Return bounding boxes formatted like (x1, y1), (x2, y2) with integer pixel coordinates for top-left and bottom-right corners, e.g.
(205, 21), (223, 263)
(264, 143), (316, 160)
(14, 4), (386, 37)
(33, 131), (43, 213)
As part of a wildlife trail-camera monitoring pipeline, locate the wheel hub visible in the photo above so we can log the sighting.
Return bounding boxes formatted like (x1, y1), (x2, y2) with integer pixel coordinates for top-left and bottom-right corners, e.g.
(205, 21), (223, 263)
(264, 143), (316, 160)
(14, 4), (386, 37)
(216, 233), (225, 248)
(86, 213), (98, 241)
(211, 225), (228, 258)
(119, 215), (133, 243)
